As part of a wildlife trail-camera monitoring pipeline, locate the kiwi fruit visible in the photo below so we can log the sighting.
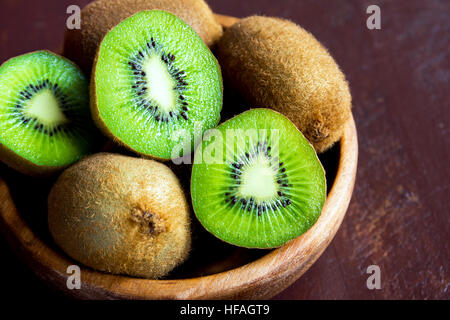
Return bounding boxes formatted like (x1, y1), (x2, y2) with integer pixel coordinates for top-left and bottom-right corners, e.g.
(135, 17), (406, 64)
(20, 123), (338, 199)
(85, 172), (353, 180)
(191, 108), (326, 248)
(48, 153), (191, 279)
(91, 10), (223, 160)
(63, 0), (223, 75)
(0, 51), (98, 176)
(216, 16), (352, 153)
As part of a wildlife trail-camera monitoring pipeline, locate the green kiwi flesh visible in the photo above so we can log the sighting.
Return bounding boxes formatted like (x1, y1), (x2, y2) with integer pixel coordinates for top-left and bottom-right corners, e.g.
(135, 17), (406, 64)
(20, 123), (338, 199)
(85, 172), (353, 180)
(0, 51), (98, 175)
(191, 108), (326, 249)
(91, 10), (223, 160)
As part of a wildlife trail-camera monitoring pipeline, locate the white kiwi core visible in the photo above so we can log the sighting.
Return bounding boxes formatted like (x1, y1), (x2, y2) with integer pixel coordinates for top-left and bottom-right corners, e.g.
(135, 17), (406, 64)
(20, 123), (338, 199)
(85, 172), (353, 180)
(238, 155), (278, 202)
(143, 55), (176, 113)
(24, 89), (68, 125)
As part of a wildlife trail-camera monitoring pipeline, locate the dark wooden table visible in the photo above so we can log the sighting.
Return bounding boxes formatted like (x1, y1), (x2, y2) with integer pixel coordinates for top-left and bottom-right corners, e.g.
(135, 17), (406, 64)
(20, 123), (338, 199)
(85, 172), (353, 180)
(0, 0), (448, 300)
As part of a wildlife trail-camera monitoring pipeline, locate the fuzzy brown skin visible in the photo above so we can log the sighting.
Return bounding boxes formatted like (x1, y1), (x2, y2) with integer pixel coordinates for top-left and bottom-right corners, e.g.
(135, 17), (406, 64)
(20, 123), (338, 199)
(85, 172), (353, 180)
(48, 153), (191, 279)
(216, 16), (352, 153)
(63, 0), (223, 75)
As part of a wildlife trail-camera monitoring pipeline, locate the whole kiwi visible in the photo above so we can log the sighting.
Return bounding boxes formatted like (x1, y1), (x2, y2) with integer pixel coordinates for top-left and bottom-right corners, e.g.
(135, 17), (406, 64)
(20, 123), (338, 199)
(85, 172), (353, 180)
(63, 0), (223, 75)
(48, 153), (191, 279)
(216, 16), (352, 153)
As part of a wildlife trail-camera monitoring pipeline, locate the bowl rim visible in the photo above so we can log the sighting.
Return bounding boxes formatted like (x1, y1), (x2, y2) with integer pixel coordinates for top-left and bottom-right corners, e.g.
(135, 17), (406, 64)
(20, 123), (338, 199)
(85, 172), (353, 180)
(0, 114), (357, 299)
(0, 14), (358, 299)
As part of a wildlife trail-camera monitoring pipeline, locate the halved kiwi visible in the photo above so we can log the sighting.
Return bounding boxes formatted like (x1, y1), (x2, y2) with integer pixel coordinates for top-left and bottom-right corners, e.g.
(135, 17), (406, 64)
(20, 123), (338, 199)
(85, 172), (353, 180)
(91, 10), (223, 160)
(0, 51), (98, 176)
(191, 108), (326, 249)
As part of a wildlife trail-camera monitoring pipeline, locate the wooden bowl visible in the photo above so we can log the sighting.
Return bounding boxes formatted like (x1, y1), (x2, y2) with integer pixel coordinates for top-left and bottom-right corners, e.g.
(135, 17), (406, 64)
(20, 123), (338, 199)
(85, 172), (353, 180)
(0, 15), (358, 300)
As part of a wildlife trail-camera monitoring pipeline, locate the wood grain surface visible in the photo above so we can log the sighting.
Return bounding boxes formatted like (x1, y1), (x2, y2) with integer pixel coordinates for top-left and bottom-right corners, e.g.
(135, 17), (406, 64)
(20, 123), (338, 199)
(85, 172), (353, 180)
(0, 0), (448, 300)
